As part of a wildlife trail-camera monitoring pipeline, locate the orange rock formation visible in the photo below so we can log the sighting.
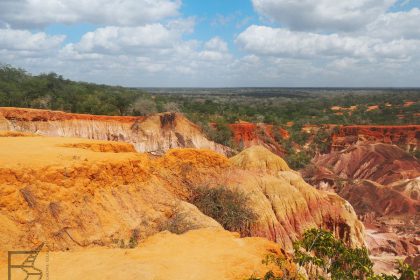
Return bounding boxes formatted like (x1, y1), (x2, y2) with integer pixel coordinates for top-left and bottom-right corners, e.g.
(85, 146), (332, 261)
(0, 135), (364, 255)
(228, 122), (289, 155)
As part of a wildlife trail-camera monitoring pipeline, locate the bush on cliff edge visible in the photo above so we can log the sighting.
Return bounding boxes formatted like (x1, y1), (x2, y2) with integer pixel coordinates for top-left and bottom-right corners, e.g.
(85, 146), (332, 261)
(190, 186), (257, 236)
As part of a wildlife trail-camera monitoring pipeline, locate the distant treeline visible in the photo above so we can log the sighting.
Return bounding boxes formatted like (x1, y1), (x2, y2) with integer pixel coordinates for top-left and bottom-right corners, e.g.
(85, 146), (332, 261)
(1, 64), (419, 125)
(1, 64), (419, 167)
(0, 64), (160, 116)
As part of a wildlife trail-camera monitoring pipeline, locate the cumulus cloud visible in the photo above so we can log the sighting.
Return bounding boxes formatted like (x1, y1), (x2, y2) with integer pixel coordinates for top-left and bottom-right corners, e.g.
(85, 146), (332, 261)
(0, 28), (65, 51)
(231, 2), (420, 86)
(252, 0), (396, 32)
(236, 25), (420, 60)
(365, 8), (420, 40)
(53, 21), (233, 85)
(67, 24), (178, 54)
(0, 0), (181, 27)
(204, 37), (229, 52)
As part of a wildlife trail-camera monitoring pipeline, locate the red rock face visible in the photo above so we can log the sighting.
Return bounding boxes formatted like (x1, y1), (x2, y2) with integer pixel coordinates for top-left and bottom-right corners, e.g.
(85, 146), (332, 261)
(331, 125), (420, 152)
(310, 142), (420, 186)
(304, 142), (420, 270)
(228, 122), (289, 155)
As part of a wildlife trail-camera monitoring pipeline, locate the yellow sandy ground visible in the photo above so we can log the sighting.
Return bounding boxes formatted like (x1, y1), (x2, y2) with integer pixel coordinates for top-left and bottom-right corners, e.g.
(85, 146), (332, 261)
(0, 133), (140, 169)
(0, 228), (284, 280)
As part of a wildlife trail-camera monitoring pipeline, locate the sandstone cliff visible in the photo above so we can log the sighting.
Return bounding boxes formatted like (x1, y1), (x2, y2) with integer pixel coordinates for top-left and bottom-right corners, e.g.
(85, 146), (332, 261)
(0, 135), (364, 254)
(0, 107), (231, 155)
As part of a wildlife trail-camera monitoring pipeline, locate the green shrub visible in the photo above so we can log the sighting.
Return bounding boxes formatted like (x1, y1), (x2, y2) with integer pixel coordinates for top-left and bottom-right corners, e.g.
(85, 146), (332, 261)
(293, 229), (417, 280)
(285, 151), (313, 170)
(190, 186), (257, 235)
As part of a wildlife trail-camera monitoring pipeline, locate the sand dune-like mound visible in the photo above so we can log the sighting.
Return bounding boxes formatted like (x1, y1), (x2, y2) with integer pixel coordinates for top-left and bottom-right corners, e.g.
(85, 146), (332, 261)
(229, 145), (290, 173)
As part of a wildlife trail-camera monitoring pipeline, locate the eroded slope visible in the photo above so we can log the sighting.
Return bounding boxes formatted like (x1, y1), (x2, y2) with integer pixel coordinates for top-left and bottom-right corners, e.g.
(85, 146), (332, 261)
(0, 135), (364, 256)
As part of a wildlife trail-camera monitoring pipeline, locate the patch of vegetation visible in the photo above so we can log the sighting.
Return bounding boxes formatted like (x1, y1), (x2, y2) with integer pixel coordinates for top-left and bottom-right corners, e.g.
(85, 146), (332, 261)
(128, 228), (139, 248)
(202, 120), (234, 147)
(284, 151), (313, 170)
(112, 228), (140, 249)
(409, 149), (420, 159)
(0, 64), (150, 116)
(190, 186), (257, 235)
(248, 254), (305, 280)
(158, 209), (201, 235)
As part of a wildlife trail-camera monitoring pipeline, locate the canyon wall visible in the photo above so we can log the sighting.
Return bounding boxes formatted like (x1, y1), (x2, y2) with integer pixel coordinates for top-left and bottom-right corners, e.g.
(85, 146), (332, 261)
(331, 125), (420, 152)
(304, 142), (420, 269)
(0, 107), (231, 155)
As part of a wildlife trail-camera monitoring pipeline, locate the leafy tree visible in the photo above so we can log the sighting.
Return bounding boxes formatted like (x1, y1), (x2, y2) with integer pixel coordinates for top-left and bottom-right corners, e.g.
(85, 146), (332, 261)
(249, 229), (417, 280)
(293, 229), (417, 280)
(131, 98), (158, 116)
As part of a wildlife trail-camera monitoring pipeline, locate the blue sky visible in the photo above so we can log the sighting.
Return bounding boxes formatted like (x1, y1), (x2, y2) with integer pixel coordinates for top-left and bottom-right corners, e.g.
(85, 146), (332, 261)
(1, 0), (420, 87)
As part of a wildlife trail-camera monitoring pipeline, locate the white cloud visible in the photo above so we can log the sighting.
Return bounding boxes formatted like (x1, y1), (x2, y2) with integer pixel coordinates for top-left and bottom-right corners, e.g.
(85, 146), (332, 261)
(69, 24), (177, 54)
(0, 0), (181, 27)
(0, 28), (65, 51)
(365, 8), (420, 40)
(236, 25), (420, 60)
(252, 0), (396, 32)
(204, 37), (229, 52)
(51, 24), (234, 85)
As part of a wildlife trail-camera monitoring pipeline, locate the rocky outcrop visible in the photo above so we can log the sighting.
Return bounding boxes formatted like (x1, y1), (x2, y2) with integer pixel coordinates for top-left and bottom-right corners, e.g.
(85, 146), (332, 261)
(228, 146), (364, 249)
(331, 125), (420, 152)
(0, 107), (231, 155)
(308, 142), (420, 186)
(0, 136), (364, 254)
(228, 122), (289, 155)
(337, 180), (419, 217)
